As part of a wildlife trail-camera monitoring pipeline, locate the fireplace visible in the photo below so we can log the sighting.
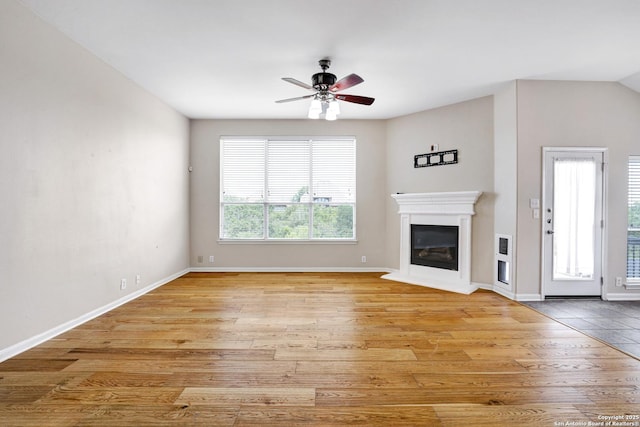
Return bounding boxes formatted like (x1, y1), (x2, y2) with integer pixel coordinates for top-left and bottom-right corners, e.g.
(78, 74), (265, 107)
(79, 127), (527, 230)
(382, 191), (482, 294)
(411, 224), (459, 271)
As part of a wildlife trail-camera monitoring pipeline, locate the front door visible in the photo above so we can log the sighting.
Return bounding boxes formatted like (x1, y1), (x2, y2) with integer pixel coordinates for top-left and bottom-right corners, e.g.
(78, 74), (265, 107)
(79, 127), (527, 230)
(542, 148), (605, 297)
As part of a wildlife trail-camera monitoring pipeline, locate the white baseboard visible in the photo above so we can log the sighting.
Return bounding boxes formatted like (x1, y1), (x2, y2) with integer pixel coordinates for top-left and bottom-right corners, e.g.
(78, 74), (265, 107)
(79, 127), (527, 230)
(604, 292), (640, 301)
(189, 267), (392, 273)
(515, 294), (544, 301)
(381, 272), (479, 295)
(0, 269), (189, 363)
(476, 282), (497, 291)
(481, 283), (516, 300)
(473, 282), (494, 293)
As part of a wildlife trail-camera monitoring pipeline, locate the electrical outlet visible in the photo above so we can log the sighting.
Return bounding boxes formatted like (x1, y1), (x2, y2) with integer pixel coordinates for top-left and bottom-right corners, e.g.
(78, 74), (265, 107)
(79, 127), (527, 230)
(120, 279), (127, 290)
(615, 277), (623, 287)
(136, 274), (141, 284)
(209, 255), (215, 263)
(361, 256), (367, 263)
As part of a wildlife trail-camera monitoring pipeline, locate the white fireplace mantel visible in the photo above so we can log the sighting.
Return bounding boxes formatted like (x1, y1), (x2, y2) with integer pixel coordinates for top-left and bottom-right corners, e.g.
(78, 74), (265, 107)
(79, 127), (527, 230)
(391, 191), (481, 215)
(382, 191), (482, 294)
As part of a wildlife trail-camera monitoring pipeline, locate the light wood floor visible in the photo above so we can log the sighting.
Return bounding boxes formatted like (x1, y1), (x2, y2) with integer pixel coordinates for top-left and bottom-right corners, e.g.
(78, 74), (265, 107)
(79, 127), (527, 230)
(1, 272), (639, 426)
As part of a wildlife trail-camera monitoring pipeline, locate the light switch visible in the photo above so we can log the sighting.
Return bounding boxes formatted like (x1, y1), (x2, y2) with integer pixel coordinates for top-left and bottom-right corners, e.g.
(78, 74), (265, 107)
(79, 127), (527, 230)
(530, 198), (540, 209)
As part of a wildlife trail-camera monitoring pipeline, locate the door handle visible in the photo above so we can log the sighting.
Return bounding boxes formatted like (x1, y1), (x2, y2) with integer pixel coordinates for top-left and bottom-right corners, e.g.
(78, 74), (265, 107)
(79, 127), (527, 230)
(546, 230), (554, 235)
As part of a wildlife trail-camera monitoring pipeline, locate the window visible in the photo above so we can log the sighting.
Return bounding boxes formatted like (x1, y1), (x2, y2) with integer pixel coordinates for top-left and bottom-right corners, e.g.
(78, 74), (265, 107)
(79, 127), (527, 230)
(220, 137), (356, 241)
(628, 156), (640, 280)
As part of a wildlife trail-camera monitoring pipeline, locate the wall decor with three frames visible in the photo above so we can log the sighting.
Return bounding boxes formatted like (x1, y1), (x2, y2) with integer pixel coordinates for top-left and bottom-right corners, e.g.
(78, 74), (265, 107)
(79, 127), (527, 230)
(414, 149), (458, 168)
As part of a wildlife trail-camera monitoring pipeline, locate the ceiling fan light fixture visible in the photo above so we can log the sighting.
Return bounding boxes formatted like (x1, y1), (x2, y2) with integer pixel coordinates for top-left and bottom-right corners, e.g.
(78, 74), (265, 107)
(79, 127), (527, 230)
(308, 110), (321, 119)
(308, 98), (322, 119)
(325, 109), (338, 121)
(328, 99), (340, 115)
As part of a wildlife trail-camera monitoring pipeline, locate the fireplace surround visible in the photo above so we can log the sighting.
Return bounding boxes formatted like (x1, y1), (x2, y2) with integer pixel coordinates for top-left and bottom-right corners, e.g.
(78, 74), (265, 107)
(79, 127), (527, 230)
(382, 191), (482, 294)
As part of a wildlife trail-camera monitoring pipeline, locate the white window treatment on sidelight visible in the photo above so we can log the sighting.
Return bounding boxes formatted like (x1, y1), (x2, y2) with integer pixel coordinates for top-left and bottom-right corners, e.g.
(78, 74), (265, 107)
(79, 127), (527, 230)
(628, 155), (640, 279)
(553, 158), (596, 280)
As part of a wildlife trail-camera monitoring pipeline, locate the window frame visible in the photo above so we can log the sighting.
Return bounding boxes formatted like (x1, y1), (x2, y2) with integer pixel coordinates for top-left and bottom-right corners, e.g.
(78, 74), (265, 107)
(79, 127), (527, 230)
(219, 136), (357, 243)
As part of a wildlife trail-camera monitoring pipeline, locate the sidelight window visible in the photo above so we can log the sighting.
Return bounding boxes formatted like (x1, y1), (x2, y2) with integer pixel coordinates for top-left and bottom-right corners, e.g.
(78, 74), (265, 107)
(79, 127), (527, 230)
(628, 156), (640, 280)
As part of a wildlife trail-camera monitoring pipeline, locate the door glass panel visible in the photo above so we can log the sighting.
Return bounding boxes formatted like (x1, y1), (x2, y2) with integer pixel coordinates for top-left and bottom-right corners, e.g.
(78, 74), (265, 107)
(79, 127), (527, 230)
(553, 158), (596, 280)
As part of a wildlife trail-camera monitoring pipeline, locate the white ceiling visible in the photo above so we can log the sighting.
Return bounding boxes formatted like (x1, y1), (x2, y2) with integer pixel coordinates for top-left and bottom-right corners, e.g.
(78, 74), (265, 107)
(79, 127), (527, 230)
(18, 0), (640, 120)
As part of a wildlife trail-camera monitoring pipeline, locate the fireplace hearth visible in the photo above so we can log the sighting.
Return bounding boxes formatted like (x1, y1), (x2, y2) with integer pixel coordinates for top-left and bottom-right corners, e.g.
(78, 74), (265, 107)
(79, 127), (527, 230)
(382, 191), (482, 294)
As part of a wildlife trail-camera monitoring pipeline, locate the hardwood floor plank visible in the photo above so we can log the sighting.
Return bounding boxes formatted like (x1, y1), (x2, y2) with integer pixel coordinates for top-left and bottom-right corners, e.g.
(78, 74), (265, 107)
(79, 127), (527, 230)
(235, 406), (442, 426)
(579, 386), (640, 404)
(0, 359), (77, 372)
(516, 357), (640, 372)
(0, 405), (86, 427)
(0, 404), (239, 427)
(294, 360), (529, 375)
(37, 386), (184, 405)
(0, 386), (53, 404)
(433, 404), (588, 426)
(60, 359), (294, 374)
(274, 348), (417, 361)
(529, 346), (630, 359)
(315, 386), (593, 406)
(414, 372), (640, 388)
(250, 338), (318, 349)
(0, 372), (91, 387)
(1, 272), (639, 425)
(176, 387), (316, 407)
(42, 339), (256, 350)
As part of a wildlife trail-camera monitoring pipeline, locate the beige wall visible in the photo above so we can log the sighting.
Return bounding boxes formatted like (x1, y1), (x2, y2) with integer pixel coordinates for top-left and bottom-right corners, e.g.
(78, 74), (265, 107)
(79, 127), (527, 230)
(493, 82), (518, 294)
(189, 119), (388, 269)
(0, 0), (190, 351)
(515, 80), (640, 298)
(385, 96), (495, 286)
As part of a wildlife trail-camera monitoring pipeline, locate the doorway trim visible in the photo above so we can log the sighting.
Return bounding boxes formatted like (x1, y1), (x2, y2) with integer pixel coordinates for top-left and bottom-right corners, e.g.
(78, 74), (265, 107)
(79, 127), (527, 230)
(540, 147), (608, 299)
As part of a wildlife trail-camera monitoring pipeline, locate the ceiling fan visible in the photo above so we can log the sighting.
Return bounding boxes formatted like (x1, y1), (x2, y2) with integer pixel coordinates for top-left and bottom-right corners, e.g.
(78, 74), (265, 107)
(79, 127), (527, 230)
(275, 59), (375, 120)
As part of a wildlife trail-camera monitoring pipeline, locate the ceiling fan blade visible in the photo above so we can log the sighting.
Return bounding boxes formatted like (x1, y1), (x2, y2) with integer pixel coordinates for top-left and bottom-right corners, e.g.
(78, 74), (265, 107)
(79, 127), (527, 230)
(335, 94), (375, 105)
(275, 94), (315, 103)
(282, 77), (314, 90)
(330, 73), (364, 92)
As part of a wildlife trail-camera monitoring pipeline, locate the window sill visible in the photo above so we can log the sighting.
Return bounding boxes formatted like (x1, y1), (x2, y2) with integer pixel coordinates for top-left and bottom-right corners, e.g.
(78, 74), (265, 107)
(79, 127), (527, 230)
(624, 279), (640, 290)
(218, 239), (358, 245)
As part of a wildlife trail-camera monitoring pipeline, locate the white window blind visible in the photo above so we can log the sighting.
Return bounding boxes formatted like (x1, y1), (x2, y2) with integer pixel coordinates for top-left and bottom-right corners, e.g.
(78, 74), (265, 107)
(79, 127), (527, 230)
(267, 140), (310, 203)
(221, 139), (264, 203)
(312, 139), (355, 203)
(220, 137), (356, 241)
(628, 156), (640, 279)
(630, 156), (640, 217)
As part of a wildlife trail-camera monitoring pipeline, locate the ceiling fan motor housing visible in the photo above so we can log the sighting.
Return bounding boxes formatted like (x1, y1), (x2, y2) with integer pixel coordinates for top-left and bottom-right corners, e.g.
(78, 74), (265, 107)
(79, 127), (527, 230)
(312, 72), (337, 90)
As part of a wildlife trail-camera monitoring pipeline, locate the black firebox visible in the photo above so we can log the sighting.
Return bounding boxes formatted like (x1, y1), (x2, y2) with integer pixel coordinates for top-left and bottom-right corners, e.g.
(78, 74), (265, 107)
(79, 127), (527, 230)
(410, 224), (459, 271)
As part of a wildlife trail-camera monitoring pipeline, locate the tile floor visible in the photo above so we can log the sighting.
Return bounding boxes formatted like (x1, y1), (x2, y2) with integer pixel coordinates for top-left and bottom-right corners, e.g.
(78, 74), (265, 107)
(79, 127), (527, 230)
(523, 299), (640, 359)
